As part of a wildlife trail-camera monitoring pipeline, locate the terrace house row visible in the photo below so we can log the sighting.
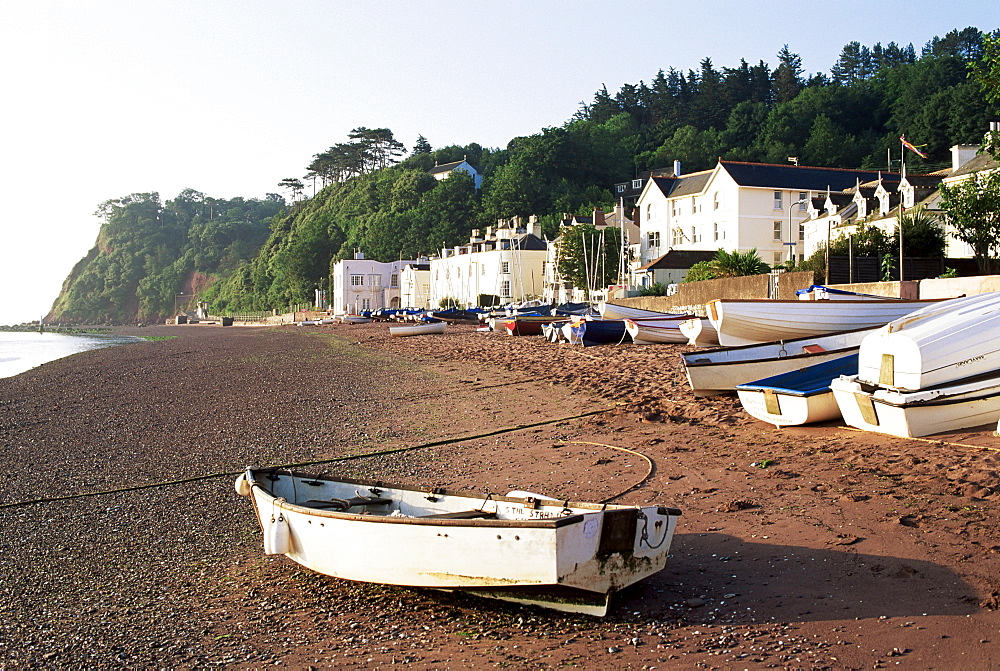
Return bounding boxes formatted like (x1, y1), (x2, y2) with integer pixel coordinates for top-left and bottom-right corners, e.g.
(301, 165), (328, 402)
(632, 161), (897, 286)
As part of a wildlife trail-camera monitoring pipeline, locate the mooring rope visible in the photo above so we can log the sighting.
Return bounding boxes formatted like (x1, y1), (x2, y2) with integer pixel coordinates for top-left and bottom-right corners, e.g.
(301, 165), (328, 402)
(0, 406), (627, 509)
(567, 440), (656, 503)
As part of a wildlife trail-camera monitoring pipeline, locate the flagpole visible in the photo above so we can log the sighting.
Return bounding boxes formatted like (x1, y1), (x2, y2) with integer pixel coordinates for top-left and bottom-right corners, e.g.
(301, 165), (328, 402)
(898, 138), (905, 285)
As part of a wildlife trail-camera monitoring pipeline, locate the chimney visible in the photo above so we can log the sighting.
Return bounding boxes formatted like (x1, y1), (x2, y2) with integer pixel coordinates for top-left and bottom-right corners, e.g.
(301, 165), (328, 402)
(951, 144), (979, 172)
(674, 160), (682, 177)
(354, 249), (365, 260)
(593, 207), (606, 228)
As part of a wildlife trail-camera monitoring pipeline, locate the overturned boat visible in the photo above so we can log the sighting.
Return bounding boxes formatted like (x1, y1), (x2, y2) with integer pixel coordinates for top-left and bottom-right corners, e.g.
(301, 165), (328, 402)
(735, 353), (858, 428)
(236, 468), (680, 616)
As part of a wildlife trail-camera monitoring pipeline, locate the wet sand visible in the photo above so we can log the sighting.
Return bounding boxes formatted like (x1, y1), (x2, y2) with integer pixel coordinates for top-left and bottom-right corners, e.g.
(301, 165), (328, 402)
(1, 321), (998, 668)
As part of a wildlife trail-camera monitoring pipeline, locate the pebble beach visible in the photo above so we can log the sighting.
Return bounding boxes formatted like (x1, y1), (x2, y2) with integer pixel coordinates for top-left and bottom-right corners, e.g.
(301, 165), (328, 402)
(2, 321), (999, 668)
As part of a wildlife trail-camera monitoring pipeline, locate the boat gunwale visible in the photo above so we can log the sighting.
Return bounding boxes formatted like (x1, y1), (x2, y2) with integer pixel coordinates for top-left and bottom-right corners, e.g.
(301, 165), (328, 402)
(246, 469), (681, 527)
(683, 343), (862, 369)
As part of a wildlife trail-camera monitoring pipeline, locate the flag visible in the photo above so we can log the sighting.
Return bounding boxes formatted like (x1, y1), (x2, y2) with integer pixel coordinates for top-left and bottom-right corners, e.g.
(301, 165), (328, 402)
(900, 135), (929, 159)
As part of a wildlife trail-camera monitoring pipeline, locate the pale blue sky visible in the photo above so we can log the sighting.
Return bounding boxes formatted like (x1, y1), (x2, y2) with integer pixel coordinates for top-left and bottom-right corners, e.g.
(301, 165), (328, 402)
(0, 0), (996, 324)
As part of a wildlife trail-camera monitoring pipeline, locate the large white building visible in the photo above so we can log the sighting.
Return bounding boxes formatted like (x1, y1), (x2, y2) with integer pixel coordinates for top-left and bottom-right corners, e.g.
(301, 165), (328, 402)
(801, 144), (994, 262)
(399, 261), (432, 308)
(633, 160), (895, 284)
(429, 217), (548, 308)
(330, 253), (416, 314)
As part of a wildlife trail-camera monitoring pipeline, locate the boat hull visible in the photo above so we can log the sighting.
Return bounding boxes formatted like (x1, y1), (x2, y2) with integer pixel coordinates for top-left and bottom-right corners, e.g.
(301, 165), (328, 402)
(625, 317), (689, 344)
(831, 372), (1000, 438)
(735, 354), (859, 427)
(388, 322), (446, 337)
(682, 327), (875, 397)
(857, 292), (1000, 390)
(707, 299), (941, 347)
(238, 469), (680, 616)
(679, 318), (719, 346)
(599, 303), (688, 321)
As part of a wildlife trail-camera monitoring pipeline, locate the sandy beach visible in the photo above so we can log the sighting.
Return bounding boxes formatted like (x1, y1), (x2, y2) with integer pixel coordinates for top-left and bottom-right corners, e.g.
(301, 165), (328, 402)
(1, 321), (999, 668)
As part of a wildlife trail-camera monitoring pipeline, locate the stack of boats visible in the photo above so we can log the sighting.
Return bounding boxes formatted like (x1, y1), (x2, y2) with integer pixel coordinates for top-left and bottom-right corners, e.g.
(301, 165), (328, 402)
(693, 290), (1000, 437)
(830, 292), (1000, 437)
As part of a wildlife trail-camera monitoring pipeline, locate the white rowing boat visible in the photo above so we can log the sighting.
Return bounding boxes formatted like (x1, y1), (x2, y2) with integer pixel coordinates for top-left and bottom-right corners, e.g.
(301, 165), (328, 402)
(679, 318), (719, 346)
(831, 371), (1000, 438)
(236, 468), (681, 616)
(624, 317), (690, 344)
(735, 353), (858, 427)
(388, 322), (446, 337)
(681, 327), (876, 397)
(599, 303), (688, 321)
(856, 292), (1000, 391)
(706, 298), (943, 347)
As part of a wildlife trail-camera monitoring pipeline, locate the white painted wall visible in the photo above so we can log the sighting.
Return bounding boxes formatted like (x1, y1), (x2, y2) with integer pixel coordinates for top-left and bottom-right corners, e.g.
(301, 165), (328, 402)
(331, 256), (413, 314)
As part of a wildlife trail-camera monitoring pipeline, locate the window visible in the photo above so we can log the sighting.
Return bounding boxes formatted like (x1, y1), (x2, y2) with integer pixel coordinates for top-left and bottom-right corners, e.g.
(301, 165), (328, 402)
(481, 264), (486, 276)
(632, 179), (643, 189)
(713, 222), (720, 241)
(774, 191), (783, 210)
(500, 280), (511, 297)
(390, 273), (398, 288)
(773, 221), (783, 241)
(671, 201), (678, 217)
(501, 261), (510, 274)
(671, 227), (683, 246)
(647, 203), (652, 221)
(799, 192), (808, 211)
(350, 274), (364, 286)
(772, 252), (784, 266)
(370, 275), (381, 287)
(691, 197), (696, 214)
(361, 298), (371, 310)
(457, 267), (461, 278)
(713, 192), (721, 210)
(799, 223), (805, 242)
(647, 231), (660, 248)
(616, 184), (625, 193)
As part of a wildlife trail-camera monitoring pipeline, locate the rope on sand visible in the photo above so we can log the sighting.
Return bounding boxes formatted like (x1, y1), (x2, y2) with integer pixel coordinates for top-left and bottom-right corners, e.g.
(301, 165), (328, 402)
(567, 440), (656, 503)
(839, 426), (1000, 454)
(0, 406), (629, 509)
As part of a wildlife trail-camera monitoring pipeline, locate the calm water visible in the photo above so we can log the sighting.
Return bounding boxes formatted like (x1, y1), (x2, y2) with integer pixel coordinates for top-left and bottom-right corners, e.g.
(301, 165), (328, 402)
(0, 331), (146, 379)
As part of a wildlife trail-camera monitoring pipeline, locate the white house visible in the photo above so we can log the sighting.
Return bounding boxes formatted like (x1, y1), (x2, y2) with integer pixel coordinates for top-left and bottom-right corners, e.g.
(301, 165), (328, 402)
(399, 261), (432, 308)
(427, 158), (483, 189)
(801, 143), (994, 262)
(632, 160), (897, 283)
(330, 252), (416, 314)
(428, 217), (548, 308)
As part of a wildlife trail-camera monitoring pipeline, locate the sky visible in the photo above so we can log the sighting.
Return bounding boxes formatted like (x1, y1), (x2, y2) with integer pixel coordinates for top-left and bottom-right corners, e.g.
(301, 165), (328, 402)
(0, 0), (996, 325)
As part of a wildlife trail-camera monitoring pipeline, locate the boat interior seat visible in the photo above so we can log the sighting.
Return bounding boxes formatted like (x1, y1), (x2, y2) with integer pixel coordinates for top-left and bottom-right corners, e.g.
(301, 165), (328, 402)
(419, 510), (497, 520)
(303, 496), (393, 510)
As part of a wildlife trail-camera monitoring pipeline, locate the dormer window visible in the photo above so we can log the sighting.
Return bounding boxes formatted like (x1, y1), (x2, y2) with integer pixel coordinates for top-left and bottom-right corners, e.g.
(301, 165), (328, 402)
(616, 184), (625, 193)
(632, 179), (643, 189)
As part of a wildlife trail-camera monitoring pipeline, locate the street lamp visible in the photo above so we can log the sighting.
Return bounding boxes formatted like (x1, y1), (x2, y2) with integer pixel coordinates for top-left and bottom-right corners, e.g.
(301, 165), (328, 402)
(786, 199), (808, 264)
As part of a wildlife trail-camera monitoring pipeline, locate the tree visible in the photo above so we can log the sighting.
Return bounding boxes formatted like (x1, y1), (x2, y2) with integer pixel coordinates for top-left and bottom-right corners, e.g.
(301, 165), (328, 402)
(411, 135), (432, 155)
(278, 178), (305, 202)
(712, 248), (770, 277)
(969, 30), (1000, 157)
(555, 224), (624, 292)
(772, 45), (804, 104)
(938, 171), (1000, 273)
(894, 205), (946, 257)
(681, 249), (769, 283)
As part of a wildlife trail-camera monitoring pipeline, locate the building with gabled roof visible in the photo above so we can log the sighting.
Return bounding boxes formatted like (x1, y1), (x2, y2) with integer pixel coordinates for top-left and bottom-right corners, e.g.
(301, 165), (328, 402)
(631, 160), (891, 285)
(427, 158), (483, 189)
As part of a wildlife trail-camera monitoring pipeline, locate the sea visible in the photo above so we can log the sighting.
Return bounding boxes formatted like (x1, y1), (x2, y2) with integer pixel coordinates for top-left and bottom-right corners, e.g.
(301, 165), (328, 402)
(0, 331), (146, 379)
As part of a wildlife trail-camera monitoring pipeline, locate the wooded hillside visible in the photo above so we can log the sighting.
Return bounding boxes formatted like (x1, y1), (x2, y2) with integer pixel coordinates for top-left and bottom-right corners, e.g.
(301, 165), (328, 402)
(49, 26), (999, 323)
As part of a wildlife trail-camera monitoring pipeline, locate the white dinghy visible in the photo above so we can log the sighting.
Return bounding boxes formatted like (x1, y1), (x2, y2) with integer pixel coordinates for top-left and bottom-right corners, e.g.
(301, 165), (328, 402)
(682, 326), (876, 397)
(388, 322), (446, 337)
(856, 292), (1000, 391)
(707, 298), (943, 347)
(624, 317), (690, 344)
(599, 303), (689, 321)
(679, 318), (719, 346)
(735, 353), (858, 427)
(236, 468), (681, 616)
(831, 371), (1000, 438)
